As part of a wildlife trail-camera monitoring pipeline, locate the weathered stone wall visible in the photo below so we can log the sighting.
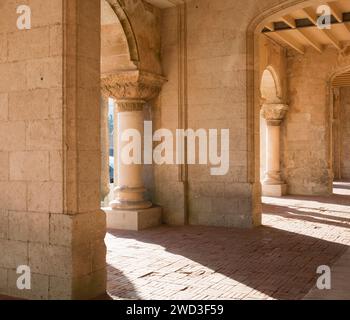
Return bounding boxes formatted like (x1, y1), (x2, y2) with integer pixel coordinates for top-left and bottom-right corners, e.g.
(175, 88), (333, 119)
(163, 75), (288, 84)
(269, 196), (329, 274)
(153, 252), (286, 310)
(157, 0), (349, 226)
(340, 87), (350, 179)
(2, 0), (350, 300)
(0, 0), (106, 300)
(157, 0), (292, 228)
(283, 47), (337, 195)
(154, 6), (187, 226)
(0, 0), (63, 299)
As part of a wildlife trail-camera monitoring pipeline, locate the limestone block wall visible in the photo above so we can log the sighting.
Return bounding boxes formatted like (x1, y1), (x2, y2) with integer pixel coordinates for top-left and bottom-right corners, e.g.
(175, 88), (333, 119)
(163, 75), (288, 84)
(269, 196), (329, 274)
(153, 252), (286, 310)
(154, 6), (187, 226)
(2, 0), (349, 299)
(157, 0), (293, 228)
(0, 0), (106, 300)
(157, 0), (350, 226)
(283, 47), (337, 195)
(0, 0), (63, 299)
(185, 0), (252, 227)
(340, 87), (350, 179)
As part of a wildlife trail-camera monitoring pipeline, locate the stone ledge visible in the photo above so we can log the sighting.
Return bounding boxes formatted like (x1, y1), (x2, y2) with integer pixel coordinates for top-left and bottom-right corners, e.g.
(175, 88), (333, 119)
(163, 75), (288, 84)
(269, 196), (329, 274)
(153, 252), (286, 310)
(103, 206), (162, 231)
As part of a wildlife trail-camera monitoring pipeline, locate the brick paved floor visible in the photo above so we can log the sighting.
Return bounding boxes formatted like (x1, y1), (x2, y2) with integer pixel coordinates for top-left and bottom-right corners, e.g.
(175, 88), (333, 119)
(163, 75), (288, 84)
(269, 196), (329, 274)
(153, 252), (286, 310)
(304, 247), (350, 300)
(107, 182), (350, 300)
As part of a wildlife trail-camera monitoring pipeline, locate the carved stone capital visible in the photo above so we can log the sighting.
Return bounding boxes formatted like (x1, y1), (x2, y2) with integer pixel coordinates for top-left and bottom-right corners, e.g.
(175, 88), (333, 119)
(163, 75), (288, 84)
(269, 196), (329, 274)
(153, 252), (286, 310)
(116, 99), (145, 113)
(101, 70), (167, 102)
(261, 103), (288, 125)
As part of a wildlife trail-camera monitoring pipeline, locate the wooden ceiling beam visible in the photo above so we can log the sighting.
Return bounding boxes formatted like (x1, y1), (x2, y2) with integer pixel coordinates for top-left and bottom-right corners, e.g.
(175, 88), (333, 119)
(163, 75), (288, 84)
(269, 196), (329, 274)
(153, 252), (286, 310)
(295, 29), (323, 53)
(263, 5), (348, 53)
(328, 2), (343, 23)
(344, 22), (350, 34)
(303, 7), (318, 25)
(265, 22), (275, 31)
(281, 15), (297, 29)
(271, 32), (305, 54)
(322, 29), (342, 50)
(301, 6), (343, 51)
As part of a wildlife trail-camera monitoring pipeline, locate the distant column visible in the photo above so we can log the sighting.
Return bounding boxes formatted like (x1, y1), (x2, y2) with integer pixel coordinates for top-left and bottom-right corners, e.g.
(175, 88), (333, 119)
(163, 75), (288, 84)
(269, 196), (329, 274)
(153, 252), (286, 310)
(100, 93), (110, 201)
(261, 103), (288, 197)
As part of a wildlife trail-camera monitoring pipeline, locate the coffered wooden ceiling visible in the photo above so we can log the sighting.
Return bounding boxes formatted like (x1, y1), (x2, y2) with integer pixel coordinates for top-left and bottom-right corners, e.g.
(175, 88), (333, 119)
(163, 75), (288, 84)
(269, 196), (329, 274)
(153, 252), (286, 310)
(262, 0), (350, 55)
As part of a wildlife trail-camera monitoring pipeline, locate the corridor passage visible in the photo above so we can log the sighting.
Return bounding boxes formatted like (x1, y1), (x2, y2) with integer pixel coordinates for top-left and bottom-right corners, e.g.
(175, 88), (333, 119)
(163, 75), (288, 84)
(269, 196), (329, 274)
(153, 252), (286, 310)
(106, 182), (350, 300)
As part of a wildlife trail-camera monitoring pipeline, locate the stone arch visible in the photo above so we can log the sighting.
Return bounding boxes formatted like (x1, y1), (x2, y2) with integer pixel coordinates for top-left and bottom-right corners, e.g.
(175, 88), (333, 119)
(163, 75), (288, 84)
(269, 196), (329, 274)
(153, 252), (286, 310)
(260, 66), (282, 104)
(101, 0), (140, 75)
(246, 0), (328, 217)
(103, 0), (162, 75)
(105, 0), (140, 65)
(328, 54), (350, 85)
(327, 55), (350, 180)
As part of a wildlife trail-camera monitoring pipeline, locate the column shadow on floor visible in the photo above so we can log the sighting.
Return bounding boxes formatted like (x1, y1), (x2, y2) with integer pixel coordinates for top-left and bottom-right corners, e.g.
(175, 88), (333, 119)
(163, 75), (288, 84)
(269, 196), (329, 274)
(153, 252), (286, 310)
(265, 194), (350, 206)
(334, 181), (350, 191)
(107, 264), (140, 300)
(264, 204), (350, 228)
(107, 224), (348, 300)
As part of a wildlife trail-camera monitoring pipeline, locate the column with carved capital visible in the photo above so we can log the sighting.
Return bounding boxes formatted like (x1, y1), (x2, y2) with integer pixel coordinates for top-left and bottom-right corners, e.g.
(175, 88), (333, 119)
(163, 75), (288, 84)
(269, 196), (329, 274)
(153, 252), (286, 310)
(101, 71), (166, 230)
(261, 103), (288, 197)
(100, 93), (110, 203)
(112, 99), (152, 210)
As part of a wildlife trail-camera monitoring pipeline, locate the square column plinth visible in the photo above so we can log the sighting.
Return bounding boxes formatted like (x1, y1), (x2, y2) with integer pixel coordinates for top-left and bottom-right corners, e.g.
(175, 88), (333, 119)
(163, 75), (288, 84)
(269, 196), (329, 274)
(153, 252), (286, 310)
(103, 207), (162, 231)
(262, 184), (287, 197)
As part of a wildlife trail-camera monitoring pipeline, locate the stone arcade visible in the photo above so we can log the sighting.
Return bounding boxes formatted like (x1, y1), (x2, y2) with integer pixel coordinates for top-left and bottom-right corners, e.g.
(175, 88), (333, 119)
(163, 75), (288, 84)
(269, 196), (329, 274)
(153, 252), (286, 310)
(1, 0), (350, 300)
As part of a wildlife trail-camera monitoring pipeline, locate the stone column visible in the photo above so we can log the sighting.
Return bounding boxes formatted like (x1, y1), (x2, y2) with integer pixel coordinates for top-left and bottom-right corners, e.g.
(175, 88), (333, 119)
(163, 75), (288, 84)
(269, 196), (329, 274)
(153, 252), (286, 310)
(101, 70), (166, 230)
(111, 99), (152, 210)
(261, 103), (288, 197)
(333, 89), (342, 180)
(100, 93), (110, 202)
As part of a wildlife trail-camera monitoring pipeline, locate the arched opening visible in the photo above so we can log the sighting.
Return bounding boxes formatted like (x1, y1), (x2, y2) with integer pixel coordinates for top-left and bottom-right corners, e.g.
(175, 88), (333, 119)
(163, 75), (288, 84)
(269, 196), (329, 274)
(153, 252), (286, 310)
(2, 0), (350, 301)
(248, 0), (350, 226)
(260, 68), (281, 104)
(331, 69), (350, 182)
(99, 0), (166, 299)
(100, 0), (135, 207)
(100, 0), (164, 215)
(259, 68), (285, 194)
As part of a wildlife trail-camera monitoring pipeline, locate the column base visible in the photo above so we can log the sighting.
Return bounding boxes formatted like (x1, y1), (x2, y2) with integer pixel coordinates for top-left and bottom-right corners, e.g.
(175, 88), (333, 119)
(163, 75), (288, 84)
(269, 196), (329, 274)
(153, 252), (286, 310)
(262, 184), (287, 197)
(103, 206), (162, 231)
(110, 187), (153, 210)
(110, 200), (153, 211)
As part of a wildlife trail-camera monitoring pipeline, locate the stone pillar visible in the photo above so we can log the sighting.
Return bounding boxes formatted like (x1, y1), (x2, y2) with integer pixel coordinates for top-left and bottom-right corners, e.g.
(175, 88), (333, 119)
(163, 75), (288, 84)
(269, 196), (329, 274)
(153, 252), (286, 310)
(111, 99), (152, 210)
(261, 103), (288, 197)
(100, 93), (110, 202)
(101, 71), (166, 230)
(333, 89), (342, 180)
